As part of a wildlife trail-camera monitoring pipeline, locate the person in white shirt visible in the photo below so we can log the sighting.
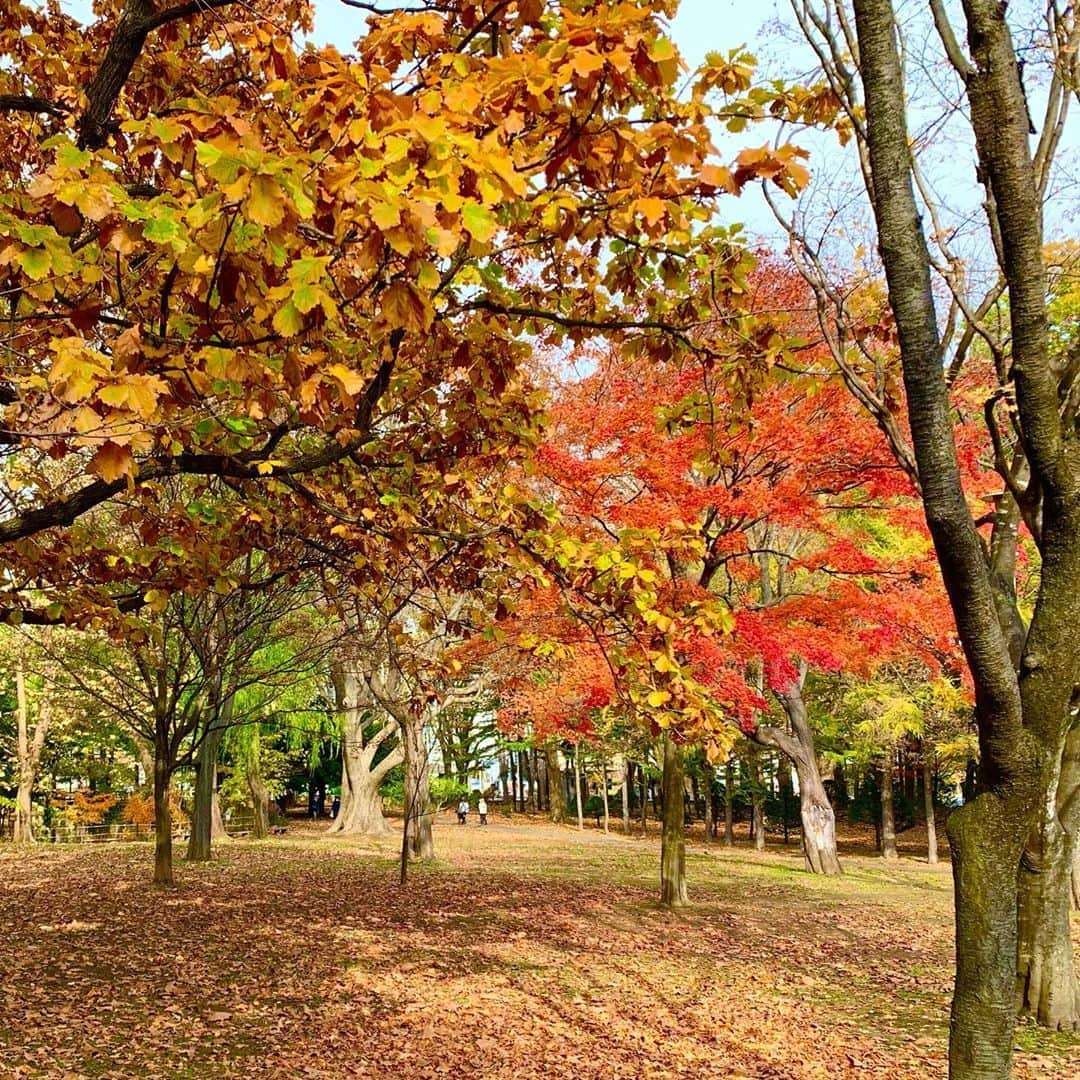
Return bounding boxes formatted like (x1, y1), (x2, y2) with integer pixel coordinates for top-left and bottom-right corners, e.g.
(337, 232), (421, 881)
(477, 797), (488, 826)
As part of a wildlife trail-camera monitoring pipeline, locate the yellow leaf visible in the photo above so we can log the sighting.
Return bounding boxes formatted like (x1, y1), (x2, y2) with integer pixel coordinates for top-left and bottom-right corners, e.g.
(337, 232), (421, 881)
(247, 174), (286, 227)
(635, 197), (666, 226)
(327, 363), (366, 396)
(89, 441), (133, 483)
(647, 690), (671, 708)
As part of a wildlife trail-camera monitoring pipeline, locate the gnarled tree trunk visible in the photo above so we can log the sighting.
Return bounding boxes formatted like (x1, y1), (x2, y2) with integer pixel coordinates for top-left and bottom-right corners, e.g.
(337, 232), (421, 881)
(659, 733), (688, 907)
(326, 658), (402, 837)
(756, 674), (841, 875)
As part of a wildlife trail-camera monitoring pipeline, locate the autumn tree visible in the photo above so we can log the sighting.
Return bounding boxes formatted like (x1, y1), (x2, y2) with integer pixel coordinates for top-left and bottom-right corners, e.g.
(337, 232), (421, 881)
(769, 0), (1080, 1069)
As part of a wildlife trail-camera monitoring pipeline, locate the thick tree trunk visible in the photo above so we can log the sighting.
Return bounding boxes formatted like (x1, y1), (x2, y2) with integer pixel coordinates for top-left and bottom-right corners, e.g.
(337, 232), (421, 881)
(924, 754), (939, 866)
(660, 733), (688, 907)
(546, 744), (567, 824)
(880, 753), (899, 861)
(153, 726), (173, 886)
(326, 670), (401, 837)
(724, 759), (734, 846)
(1016, 812), (1079, 1031)
(947, 798), (1029, 1079)
(247, 767), (270, 839)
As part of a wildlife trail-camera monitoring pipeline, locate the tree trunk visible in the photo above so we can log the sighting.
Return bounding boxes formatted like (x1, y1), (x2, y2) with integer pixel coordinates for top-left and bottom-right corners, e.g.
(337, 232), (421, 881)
(153, 724), (173, 886)
(326, 668), (401, 837)
(247, 767), (270, 839)
(702, 762), (714, 845)
(724, 759), (734, 846)
(573, 743), (584, 831)
(545, 743), (567, 824)
(188, 723), (226, 861)
(499, 754), (510, 807)
(402, 708), (434, 861)
(640, 766), (648, 835)
(924, 754), (939, 866)
(1016, 812), (1079, 1031)
(13, 656), (51, 844)
(947, 799), (1029, 1078)
(880, 752), (899, 861)
(600, 758), (610, 834)
(749, 748), (765, 852)
(1016, 727), (1080, 1031)
(659, 733), (688, 907)
(532, 748), (541, 811)
(622, 760), (632, 834)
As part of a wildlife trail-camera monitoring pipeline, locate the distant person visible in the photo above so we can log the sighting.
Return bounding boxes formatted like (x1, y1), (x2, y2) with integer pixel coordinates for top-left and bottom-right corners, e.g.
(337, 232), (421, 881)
(477, 797), (488, 826)
(331, 795), (340, 819)
(457, 798), (469, 825)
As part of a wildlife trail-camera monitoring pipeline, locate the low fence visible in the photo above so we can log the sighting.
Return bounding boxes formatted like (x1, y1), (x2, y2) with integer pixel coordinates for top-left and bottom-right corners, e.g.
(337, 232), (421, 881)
(27, 816), (257, 844)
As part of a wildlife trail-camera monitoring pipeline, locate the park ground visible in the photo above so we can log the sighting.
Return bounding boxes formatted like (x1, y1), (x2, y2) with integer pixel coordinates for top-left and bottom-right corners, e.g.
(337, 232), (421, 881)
(1, 817), (1078, 1080)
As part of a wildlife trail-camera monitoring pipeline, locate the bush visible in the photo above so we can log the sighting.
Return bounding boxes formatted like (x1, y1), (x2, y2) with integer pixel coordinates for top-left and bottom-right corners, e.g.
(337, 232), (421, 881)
(121, 794), (155, 826)
(71, 791), (119, 825)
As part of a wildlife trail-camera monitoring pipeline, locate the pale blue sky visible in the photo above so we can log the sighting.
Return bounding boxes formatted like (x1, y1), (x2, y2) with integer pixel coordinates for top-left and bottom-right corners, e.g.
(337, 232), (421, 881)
(310, 0), (773, 59)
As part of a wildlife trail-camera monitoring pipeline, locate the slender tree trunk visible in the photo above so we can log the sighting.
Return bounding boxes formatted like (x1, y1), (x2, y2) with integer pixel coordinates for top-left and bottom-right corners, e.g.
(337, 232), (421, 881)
(880, 752), (899, 861)
(924, 754), (939, 866)
(702, 762), (715, 845)
(188, 723), (226, 861)
(660, 733), (688, 907)
(499, 754), (510, 807)
(532, 748), (541, 810)
(13, 657), (51, 844)
(600, 758), (610, 834)
(545, 743), (567, 824)
(749, 749), (765, 852)
(153, 723), (173, 886)
(402, 708), (434, 861)
(573, 743), (584, 831)
(621, 760), (631, 834)
(640, 767), (648, 835)
(724, 759), (734, 846)
(13, 660), (34, 844)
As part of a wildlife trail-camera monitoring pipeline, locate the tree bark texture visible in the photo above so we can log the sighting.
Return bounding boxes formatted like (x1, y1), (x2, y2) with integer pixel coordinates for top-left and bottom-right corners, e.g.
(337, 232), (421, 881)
(660, 733), (688, 908)
(880, 753), (899, 861)
(546, 743), (567, 824)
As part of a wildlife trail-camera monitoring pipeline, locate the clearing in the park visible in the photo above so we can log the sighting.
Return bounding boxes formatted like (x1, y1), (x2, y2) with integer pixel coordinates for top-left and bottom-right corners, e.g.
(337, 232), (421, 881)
(1, 818), (1077, 1079)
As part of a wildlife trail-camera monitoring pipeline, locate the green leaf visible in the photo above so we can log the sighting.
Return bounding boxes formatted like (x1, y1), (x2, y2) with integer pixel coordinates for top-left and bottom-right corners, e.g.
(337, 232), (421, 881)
(461, 201), (497, 243)
(273, 301), (304, 337)
(17, 248), (51, 280)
